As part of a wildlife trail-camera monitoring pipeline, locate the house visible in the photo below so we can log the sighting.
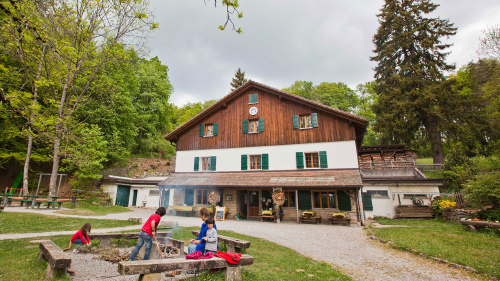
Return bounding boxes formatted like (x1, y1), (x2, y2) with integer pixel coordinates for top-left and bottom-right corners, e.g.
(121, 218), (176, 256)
(159, 80), (368, 225)
(358, 145), (444, 219)
(100, 176), (170, 208)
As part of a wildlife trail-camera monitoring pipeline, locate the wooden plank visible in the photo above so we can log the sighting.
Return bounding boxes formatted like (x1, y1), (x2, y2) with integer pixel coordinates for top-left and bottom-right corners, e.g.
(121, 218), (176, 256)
(118, 255), (254, 275)
(88, 232), (171, 240)
(192, 231), (251, 249)
(39, 241), (71, 269)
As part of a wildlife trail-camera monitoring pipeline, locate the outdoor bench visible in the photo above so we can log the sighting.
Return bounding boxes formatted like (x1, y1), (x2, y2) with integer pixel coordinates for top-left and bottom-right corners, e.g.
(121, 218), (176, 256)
(192, 230), (251, 253)
(88, 232), (172, 248)
(329, 213), (351, 226)
(300, 212), (322, 224)
(6, 196), (27, 206)
(118, 254), (254, 281)
(38, 240), (71, 280)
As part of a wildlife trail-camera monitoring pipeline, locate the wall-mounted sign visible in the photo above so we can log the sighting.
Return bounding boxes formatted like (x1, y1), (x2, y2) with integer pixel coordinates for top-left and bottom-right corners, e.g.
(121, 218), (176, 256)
(249, 106), (258, 115)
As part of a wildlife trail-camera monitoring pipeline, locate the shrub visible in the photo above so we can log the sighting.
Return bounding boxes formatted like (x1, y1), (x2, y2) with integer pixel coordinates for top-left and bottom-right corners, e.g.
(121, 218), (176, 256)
(432, 196), (457, 215)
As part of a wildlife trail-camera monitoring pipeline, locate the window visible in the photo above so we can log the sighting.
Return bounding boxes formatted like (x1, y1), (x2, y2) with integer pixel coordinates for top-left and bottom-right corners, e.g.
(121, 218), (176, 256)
(149, 190), (160, 196)
(204, 124), (214, 137)
(249, 120), (259, 133)
(283, 191), (296, 207)
(313, 191), (337, 208)
(305, 152), (319, 168)
(403, 194), (427, 199)
(250, 155), (262, 169)
(367, 190), (389, 198)
(249, 93), (258, 104)
(300, 115), (312, 129)
(201, 157), (211, 171)
(196, 189), (209, 204)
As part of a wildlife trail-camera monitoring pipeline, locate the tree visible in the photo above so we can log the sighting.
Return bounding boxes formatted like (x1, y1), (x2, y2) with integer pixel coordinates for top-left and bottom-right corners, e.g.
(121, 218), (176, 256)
(371, 0), (457, 164)
(478, 25), (500, 60)
(282, 81), (314, 100)
(355, 82), (380, 145)
(312, 82), (359, 113)
(230, 68), (248, 92)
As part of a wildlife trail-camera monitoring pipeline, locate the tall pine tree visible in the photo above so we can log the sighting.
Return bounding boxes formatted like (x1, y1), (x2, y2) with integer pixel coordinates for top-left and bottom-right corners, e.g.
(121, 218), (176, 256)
(371, 0), (456, 164)
(230, 68), (248, 91)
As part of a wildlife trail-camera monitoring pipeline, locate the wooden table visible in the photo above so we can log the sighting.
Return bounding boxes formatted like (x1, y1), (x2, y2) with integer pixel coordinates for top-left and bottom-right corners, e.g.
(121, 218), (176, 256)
(260, 215), (276, 222)
(300, 212), (321, 224)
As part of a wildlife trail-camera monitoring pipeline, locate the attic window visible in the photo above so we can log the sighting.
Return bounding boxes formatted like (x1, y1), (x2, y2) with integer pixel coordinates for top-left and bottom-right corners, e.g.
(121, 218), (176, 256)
(204, 124), (214, 137)
(249, 93), (258, 104)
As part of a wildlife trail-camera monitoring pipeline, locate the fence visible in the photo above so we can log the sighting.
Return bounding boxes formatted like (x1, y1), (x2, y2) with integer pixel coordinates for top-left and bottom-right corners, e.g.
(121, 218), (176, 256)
(416, 164), (443, 171)
(452, 192), (467, 208)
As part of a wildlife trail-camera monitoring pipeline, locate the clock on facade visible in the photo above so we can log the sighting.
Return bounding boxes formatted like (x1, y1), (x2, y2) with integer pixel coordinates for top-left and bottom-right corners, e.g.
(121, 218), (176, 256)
(249, 106), (258, 115)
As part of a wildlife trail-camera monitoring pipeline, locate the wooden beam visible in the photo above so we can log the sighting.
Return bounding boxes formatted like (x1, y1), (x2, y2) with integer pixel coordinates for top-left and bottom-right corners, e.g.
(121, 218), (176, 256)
(192, 231), (251, 249)
(118, 255), (254, 275)
(38, 241), (71, 269)
(88, 232), (172, 240)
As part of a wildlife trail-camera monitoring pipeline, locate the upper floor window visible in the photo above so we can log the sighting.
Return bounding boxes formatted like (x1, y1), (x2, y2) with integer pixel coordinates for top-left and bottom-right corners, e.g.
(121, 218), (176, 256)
(201, 157), (211, 171)
(249, 120), (259, 133)
(305, 152), (319, 168)
(199, 123), (218, 137)
(243, 119), (265, 134)
(293, 113), (318, 129)
(249, 93), (258, 104)
(250, 155), (262, 169)
(194, 156), (217, 171)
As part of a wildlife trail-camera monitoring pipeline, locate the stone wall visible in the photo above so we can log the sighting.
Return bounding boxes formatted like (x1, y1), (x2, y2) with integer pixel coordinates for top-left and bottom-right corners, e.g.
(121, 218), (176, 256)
(442, 208), (476, 222)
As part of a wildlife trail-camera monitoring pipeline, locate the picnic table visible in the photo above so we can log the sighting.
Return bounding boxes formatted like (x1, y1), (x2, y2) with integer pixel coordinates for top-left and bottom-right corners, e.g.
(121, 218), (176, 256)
(260, 210), (276, 222)
(300, 211), (322, 224)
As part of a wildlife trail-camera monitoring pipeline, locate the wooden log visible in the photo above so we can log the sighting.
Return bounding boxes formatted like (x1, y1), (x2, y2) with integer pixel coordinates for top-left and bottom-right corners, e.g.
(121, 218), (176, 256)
(192, 231), (251, 250)
(38, 241), (71, 270)
(460, 219), (500, 229)
(118, 255), (254, 275)
(88, 232), (172, 240)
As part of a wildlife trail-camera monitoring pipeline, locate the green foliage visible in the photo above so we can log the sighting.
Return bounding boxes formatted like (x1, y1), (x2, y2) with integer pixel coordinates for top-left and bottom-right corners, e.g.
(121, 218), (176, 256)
(171, 100), (217, 128)
(230, 68), (248, 91)
(282, 81), (314, 100)
(463, 169), (500, 209)
(355, 81), (380, 145)
(475, 208), (500, 222)
(371, 0), (457, 164)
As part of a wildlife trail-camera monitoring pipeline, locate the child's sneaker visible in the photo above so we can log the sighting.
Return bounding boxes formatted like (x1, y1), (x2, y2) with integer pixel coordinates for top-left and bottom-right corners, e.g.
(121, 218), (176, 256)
(73, 248), (79, 253)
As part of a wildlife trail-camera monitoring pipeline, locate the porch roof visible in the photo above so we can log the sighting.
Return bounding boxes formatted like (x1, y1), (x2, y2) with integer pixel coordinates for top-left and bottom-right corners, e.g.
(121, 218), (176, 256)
(158, 169), (362, 189)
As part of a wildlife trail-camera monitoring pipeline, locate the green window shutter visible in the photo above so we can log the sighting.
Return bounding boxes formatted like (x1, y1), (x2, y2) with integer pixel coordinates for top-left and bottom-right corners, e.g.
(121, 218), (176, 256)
(213, 123), (218, 136)
(319, 151), (328, 168)
(311, 113), (318, 128)
(241, 155), (247, 170)
(194, 157), (199, 171)
(184, 189), (194, 205)
(249, 94), (258, 104)
(262, 154), (269, 170)
(292, 115), (299, 129)
(338, 191), (352, 211)
(242, 120), (248, 134)
(199, 124), (204, 137)
(259, 118), (265, 132)
(296, 152), (304, 169)
(210, 156), (217, 171)
(298, 190), (312, 210)
(363, 192), (373, 211)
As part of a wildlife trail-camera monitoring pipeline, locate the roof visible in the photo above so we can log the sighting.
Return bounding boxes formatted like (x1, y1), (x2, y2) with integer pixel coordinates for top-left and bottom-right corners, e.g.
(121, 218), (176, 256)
(100, 175), (168, 186)
(158, 169), (363, 189)
(165, 80), (368, 142)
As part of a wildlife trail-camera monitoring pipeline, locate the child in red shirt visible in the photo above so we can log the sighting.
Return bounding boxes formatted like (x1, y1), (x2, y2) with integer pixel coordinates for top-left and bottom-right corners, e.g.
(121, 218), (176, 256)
(129, 207), (166, 261)
(63, 223), (91, 253)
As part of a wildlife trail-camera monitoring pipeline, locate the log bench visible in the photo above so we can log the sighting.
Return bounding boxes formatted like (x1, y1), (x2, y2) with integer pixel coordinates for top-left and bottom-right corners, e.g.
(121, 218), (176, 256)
(192, 230), (251, 253)
(38, 240), (71, 280)
(118, 254), (254, 281)
(88, 232), (172, 248)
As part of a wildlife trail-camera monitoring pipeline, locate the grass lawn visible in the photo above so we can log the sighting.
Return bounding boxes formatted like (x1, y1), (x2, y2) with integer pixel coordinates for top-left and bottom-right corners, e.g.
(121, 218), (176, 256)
(371, 218), (500, 278)
(0, 226), (352, 281)
(55, 201), (132, 216)
(0, 212), (139, 234)
(417, 158), (433, 164)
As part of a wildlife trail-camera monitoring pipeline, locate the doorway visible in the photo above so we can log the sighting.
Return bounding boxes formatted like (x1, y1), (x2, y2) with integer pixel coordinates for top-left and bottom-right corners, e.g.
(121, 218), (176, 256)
(132, 190), (138, 207)
(115, 185), (131, 207)
(248, 190), (259, 217)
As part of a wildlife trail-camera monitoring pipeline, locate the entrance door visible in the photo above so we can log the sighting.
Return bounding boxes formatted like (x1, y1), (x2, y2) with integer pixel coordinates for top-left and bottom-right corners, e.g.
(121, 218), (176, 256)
(240, 190), (248, 219)
(115, 185), (131, 207)
(132, 190), (138, 207)
(248, 191), (259, 217)
(163, 190), (170, 208)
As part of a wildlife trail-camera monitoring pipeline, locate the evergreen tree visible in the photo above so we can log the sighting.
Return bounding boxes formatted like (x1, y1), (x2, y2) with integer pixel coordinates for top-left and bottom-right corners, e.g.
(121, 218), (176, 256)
(230, 68), (248, 91)
(370, 0), (457, 164)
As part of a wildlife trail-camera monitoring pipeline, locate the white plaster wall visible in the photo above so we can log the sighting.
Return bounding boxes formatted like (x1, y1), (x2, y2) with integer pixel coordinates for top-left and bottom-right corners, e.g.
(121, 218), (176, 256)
(131, 186), (160, 208)
(102, 184), (118, 204)
(362, 186), (395, 218)
(175, 141), (358, 172)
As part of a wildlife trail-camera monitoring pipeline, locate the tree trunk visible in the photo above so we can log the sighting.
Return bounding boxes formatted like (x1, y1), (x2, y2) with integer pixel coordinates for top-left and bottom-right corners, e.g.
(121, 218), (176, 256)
(22, 133), (33, 196)
(426, 116), (444, 164)
(49, 128), (62, 197)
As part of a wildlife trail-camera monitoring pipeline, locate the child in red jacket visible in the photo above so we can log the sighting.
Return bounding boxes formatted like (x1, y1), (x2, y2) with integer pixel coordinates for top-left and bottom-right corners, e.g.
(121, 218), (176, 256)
(63, 223), (91, 253)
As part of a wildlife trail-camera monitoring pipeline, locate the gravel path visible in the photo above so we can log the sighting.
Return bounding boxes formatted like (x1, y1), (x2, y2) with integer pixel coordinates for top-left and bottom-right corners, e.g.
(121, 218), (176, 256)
(3, 207), (479, 280)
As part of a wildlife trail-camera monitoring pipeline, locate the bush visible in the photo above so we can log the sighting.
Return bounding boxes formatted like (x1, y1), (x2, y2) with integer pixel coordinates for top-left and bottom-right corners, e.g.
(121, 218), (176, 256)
(475, 208), (500, 222)
(463, 169), (500, 209)
(431, 196), (456, 215)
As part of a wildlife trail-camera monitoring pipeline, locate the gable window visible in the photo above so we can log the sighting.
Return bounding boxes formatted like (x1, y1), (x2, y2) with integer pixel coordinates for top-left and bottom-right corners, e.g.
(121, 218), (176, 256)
(250, 155), (262, 169)
(196, 189), (209, 204)
(199, 123), (218, 137)
(305, 152), (319, 168)
(249, 120), (259, 133)
(293, 113), (318, 129)
(249, 93), (258, 104)
(283, 191), (296, 207)
(201, 157), (211, 171)
(313, 191), (337, 208)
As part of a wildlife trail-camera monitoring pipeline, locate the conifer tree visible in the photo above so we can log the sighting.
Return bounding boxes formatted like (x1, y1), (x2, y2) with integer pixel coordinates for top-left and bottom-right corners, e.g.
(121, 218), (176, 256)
(230, 68), (248, 91)
(370, 0), (456, 164)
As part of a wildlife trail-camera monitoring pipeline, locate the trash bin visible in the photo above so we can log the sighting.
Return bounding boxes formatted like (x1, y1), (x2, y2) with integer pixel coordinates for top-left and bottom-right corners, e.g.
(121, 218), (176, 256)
(71, 197), (77, 204)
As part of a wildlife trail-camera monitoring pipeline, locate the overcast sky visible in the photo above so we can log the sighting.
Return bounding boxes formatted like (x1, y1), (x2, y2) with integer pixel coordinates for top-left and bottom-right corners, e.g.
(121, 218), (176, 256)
(147, 1), (500, 106)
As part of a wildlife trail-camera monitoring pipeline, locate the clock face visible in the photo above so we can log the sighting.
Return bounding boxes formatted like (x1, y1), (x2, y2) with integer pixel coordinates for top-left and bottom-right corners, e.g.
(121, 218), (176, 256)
(249, 106), (258, 115)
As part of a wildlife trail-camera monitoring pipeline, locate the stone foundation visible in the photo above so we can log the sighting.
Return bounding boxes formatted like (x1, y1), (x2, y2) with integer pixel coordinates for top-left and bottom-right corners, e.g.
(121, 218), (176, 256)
(442, 208), (476, 222)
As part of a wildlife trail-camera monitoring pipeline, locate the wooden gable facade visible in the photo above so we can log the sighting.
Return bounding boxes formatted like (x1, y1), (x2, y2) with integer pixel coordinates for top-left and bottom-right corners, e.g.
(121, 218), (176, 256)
(166, 81), (367, 150)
